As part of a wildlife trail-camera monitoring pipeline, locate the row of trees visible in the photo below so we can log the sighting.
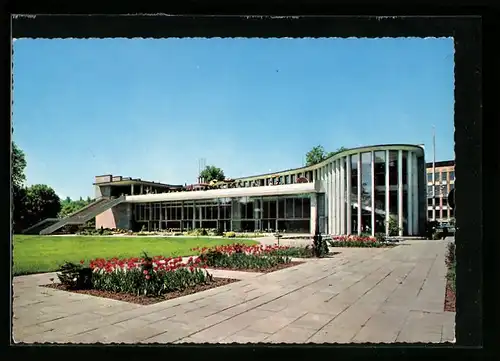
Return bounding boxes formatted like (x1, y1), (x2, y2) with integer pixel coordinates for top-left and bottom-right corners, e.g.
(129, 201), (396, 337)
(197, 145), (348, 183)
(12, 142), (92, 233)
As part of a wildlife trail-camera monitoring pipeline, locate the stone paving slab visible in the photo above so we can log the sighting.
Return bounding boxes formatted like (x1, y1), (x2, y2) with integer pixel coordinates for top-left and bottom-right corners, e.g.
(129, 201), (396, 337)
(12, 240), (455, 344)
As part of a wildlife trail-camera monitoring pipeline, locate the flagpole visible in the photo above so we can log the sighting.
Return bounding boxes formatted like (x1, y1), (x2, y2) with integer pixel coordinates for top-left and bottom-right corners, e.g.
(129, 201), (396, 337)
(432, 126), (436, 221)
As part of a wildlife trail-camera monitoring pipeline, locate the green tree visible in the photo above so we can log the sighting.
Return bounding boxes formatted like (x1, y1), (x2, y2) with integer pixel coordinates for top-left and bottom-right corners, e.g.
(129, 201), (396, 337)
(326, 146), (349, 158)
(306, 145), (349, 166)
(13, 185), (27, 233)
(12, 142), (27, 233)
(59, 196), (93, 218)
(199, 165), (225, 183)
(23, 184), (61, 227)
(12, 141), (26, 189)
(306, 145), (328, 166)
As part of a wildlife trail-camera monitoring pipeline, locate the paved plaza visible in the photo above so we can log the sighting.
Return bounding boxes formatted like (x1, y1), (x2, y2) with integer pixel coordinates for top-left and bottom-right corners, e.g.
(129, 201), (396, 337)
(12, 239), (455, 344)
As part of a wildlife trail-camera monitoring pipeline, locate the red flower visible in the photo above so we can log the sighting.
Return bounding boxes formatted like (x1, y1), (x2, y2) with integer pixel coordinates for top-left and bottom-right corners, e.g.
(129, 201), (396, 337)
(80, 260), (84, 264)
(143, 269), (148, 275)
(189, 266), (194, 272)
(145, 274), (151, 280)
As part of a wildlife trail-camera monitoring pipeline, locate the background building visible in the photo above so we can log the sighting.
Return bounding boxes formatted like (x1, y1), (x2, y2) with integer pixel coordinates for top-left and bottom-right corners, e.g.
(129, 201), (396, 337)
(32, 144), (427, 237)
(425, 160), (455, 222)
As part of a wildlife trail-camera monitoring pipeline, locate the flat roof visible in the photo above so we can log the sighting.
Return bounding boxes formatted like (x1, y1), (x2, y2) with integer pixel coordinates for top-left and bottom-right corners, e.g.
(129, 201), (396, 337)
(235, 144), (425, 181)
(426, 160), (455, 168)
(125, 182), (319, 203)
(94, 179), (183, 188)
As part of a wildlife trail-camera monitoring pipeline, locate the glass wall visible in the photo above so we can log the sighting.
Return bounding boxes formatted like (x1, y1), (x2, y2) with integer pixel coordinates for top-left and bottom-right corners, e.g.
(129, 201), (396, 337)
(360, 152), (372, 233)
(402, 152), (409, 235)
(133, 194), (312, 233)
(350, 154), (359, 233)
(388, 150), (399, 233)
(373, 151), (386, 234)
(325, 147), (423, 236)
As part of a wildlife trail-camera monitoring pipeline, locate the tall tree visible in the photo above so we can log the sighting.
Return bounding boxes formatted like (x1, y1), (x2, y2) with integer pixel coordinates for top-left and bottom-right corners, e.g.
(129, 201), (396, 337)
(12, 141), (26, 189)
(199, 165), (225, 183)
(23, 184), (61, 227)
(305, 145), (328, 166)
(326, 146), (349, 158)
(12, 142), (27, 232)
(306, 145), (349, 166)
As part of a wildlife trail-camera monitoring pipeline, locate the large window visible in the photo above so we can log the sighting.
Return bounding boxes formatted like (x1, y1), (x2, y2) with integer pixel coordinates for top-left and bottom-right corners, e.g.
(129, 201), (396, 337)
(374, 151), (386, 234)
(351, 154), (359, 233)
(360, 152), (372, 233)
(388, 150), (399, 233)
(402, 151), (409, 235)
(449, 170), (455, 181)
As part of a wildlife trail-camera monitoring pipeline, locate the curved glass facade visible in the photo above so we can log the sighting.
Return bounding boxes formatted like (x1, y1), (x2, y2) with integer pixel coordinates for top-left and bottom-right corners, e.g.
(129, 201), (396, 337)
(323, 147), (424, 236)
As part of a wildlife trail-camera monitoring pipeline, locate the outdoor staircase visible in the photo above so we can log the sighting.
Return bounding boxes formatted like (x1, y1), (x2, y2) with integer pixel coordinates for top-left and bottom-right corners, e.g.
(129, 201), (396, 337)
(36, 195), (126, 235)
(22, 218), (60, 235)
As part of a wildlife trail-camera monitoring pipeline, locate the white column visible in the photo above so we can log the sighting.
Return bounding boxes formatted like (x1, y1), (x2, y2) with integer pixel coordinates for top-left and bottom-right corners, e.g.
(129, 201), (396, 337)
(357, 154), (362, 235)
(330, 162), (336, 234)
(346, 155), (352, 235)
(397, 150), (404, 236)
(412, 152), (419, 235)
(407, 151), (413, 235)
(310, 193), (317, 235)
(334, 159), (340, 234)
(340, 158), (346, 234)
(159, 202), (163, 229)
(385, 150), (390, 235)
(336, 160), (341, 234)
(371, 151), (376, 237)
(326, 164), (332, 234)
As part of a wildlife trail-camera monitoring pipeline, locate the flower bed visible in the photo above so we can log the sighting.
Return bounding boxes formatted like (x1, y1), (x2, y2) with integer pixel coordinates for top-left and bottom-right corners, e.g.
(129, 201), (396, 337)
(190, 244), (305, 272)
(327, 235), (396, 248)
(44, 254), (238, 305)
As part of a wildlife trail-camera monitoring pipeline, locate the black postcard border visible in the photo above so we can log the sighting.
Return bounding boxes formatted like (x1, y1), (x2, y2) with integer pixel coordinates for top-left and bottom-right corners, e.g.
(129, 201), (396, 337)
(3, 9), (493, 361)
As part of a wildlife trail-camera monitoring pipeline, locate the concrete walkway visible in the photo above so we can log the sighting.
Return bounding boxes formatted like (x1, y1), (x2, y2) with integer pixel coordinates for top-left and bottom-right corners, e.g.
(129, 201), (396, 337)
(12, 240), (454, 344)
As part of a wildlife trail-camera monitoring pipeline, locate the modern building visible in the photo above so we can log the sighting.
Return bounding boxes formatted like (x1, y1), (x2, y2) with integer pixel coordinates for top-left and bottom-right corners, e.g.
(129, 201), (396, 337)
(425, 160), (455, 222)
(31, 144), (427, 236)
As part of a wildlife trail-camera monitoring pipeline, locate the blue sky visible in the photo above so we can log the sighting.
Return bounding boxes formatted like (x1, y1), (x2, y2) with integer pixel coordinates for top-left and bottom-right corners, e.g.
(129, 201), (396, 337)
(13, 38), (454, 200)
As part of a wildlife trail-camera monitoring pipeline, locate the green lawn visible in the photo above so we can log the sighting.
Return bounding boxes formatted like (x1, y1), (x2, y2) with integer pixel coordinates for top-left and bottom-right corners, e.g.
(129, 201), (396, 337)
(13, 235), (258, 276)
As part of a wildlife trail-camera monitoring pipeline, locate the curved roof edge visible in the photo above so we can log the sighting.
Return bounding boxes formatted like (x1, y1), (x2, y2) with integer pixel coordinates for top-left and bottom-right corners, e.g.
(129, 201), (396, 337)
(234, 143), (425, 181)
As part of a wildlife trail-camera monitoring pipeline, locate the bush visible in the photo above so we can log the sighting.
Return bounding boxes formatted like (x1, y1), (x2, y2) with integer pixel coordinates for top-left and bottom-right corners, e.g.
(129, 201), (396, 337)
(192, 243), (292, 269)
(446, 241), (456, 266)
(432, 231), (444, 240)
(375, 233), (386, 243)
(267, 246), (314, 258)
(198, 252), (290, 270)
(426, 220), (439, 239)
(312, 233), (329, 257)
(57, 262), (93, 290)
(446, 242), (456, 292)
(188, 228), (208, 237)
(387, 218), (400, 236)
(208, 228), (224, 236)
(224, 231), (236, 238)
